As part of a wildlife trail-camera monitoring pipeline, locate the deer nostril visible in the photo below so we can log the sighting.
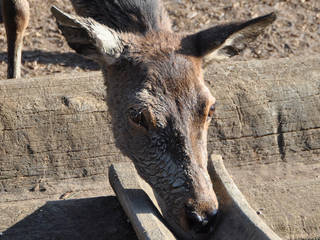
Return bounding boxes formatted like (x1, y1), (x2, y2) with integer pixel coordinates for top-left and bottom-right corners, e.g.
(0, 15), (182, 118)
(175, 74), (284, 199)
(207, 209), (219, 227)
(186, 210), (203, 227)
(185, 207), (219, 234)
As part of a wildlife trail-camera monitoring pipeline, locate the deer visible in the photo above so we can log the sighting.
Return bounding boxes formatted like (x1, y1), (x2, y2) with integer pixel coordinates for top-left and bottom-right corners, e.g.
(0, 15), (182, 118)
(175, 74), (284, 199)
(50, 2), (275, 238)
(1, 0), (30, 79)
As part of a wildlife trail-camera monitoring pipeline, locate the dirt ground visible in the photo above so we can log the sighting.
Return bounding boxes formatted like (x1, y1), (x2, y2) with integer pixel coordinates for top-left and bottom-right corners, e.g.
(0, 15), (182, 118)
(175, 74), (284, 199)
(0, 0), (319, 80)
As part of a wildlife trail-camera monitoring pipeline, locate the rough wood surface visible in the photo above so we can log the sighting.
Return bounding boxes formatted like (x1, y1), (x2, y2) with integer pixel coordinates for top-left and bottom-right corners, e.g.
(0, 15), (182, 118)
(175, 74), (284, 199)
(0, 55), (319, 239)
(109, 162), (176, 240)
(0, 72), (122, 201)
(208, 154), (282, 240)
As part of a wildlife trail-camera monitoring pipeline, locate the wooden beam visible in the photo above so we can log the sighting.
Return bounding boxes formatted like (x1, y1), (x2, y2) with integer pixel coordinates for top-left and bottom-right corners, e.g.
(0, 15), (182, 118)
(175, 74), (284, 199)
(109, 162), (176, 240)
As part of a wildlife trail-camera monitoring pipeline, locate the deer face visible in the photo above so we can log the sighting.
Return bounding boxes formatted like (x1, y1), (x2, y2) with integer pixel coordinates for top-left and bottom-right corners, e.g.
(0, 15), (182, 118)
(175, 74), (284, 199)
(52, 7), (275, 239)
(104, 35), (219, 237)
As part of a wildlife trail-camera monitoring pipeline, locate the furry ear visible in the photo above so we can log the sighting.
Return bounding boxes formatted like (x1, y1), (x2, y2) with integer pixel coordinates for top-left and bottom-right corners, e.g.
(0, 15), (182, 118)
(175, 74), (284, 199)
(180, 13), (276, 62)
(51, 6), (123, 64)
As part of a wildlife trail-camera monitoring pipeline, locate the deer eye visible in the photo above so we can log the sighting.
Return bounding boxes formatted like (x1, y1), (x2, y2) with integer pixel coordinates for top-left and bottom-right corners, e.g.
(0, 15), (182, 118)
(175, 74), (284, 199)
(128, 109), (149, 130)
(207, 104), (216, 120)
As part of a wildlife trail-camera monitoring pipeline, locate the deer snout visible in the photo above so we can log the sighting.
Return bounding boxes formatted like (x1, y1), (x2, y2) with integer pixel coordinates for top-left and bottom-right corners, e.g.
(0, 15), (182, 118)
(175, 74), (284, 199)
(184, 202), (219, 234)
(178, 166), (219, 237)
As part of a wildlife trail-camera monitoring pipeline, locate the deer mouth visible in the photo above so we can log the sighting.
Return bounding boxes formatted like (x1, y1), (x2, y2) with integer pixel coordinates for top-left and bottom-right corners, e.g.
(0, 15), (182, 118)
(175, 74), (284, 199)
(150, 171), (219, 239)
(164, 213), (219, 240)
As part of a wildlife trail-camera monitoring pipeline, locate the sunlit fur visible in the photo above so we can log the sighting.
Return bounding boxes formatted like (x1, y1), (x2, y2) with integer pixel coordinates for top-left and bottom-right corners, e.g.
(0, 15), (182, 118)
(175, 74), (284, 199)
(53, 0), (275, 238)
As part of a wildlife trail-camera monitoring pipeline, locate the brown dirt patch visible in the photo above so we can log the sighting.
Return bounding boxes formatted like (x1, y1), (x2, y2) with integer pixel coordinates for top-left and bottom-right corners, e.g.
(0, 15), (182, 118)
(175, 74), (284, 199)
(0, 0), (319, 79)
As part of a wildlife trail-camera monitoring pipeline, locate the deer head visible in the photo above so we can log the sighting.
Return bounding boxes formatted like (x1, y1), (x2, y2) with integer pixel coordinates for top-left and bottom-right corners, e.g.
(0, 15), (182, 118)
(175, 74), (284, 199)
(52, 5), (275, 239)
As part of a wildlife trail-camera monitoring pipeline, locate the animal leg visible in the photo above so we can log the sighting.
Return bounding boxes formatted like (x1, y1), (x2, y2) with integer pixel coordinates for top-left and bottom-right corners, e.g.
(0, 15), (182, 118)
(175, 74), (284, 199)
(1, 0), (30, 79)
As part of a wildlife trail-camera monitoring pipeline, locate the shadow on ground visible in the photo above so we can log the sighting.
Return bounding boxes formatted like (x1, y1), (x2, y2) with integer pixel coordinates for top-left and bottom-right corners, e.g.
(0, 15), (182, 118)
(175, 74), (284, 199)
(1, 196), (137, 240)
(0, 50), (100, 71)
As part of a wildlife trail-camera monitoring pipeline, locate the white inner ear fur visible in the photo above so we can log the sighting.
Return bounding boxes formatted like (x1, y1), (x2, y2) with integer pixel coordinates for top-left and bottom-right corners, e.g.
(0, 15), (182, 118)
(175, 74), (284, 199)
(90, 23), (124, 65)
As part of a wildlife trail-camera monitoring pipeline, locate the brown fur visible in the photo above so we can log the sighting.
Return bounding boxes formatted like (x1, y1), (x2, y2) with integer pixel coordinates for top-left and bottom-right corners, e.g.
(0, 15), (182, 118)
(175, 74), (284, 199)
(52, 2), (276, 239)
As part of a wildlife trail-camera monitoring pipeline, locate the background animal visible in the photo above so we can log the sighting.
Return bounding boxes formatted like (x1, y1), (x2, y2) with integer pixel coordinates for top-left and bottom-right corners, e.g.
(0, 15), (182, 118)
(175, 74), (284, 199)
(0, 0), (29, 78)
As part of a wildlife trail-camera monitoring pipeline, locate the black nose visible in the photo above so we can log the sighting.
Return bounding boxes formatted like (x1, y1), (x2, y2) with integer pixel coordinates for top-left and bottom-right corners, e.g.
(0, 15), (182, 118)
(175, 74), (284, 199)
(185, 207), (219, 234)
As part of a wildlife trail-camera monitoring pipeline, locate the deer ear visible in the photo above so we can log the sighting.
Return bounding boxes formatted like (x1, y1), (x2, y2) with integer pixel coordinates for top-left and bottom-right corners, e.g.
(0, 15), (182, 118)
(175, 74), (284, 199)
(180, 13), (276, 63)
(51, 6), (123, 65)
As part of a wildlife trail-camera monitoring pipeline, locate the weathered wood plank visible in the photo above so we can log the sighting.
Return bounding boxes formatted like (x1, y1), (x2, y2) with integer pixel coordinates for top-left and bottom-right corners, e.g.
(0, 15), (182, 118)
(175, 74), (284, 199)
(0, 72), (123, 202)
(206, 56), (320, 166)
(208, 154), (282, 240)
(109, 162), (176, 240)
